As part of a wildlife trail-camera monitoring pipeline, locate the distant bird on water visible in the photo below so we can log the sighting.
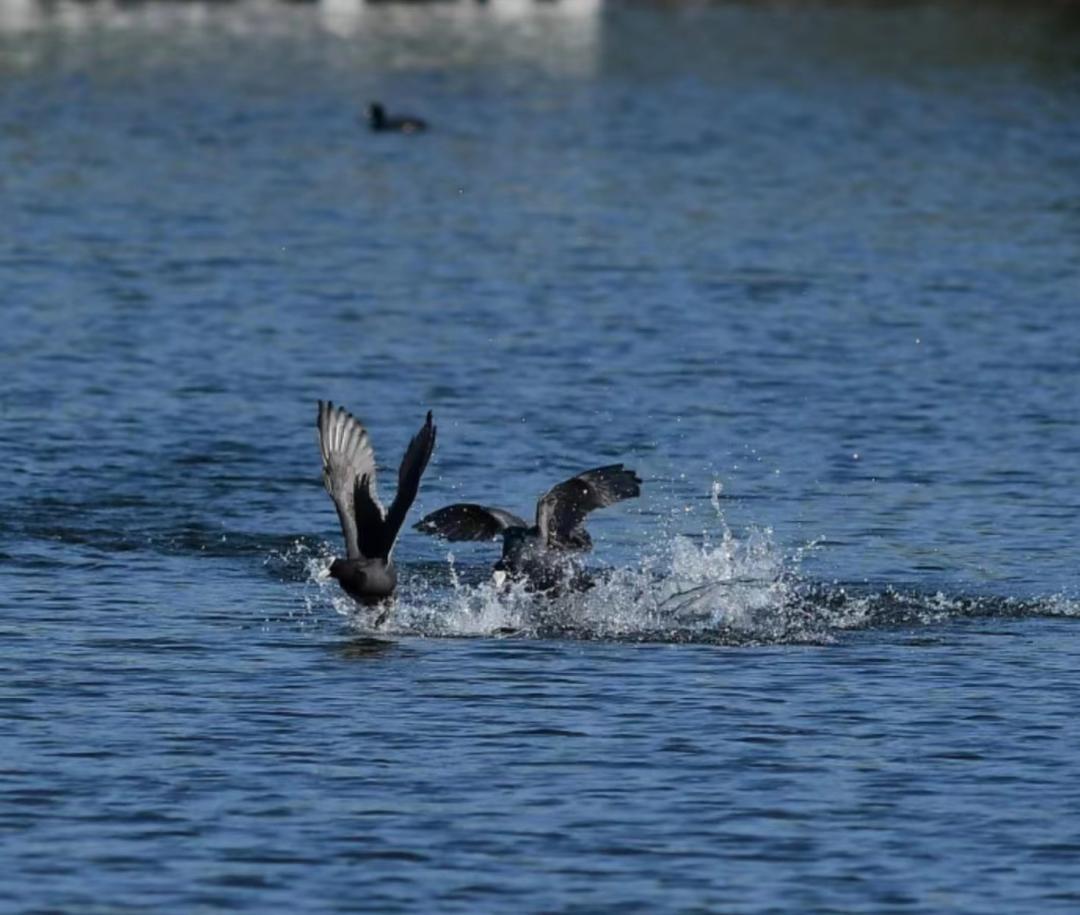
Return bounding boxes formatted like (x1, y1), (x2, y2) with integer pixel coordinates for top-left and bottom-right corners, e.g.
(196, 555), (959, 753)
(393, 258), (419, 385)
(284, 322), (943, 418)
(367, 102), (428, 134)
(415, 464), (642, 594)
(316, 401), (436, 610)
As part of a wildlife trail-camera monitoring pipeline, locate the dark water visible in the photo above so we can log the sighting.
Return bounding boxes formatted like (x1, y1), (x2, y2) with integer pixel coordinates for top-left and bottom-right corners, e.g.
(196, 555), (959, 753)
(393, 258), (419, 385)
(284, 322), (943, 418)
(3, 1), (1080, 910)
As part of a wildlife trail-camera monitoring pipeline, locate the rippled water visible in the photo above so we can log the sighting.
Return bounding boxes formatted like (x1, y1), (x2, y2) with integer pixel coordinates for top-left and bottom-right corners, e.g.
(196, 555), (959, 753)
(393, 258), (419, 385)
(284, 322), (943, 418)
(3, 0), (1080, 911)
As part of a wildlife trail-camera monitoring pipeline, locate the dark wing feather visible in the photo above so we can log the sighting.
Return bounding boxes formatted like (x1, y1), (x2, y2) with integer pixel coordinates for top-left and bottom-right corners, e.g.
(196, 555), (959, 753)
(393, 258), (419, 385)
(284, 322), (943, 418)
(379, 411), (437, 557)
(354, 474), (389, 559)
(414, 504), (528, 541)
(535, 464), (642, 551)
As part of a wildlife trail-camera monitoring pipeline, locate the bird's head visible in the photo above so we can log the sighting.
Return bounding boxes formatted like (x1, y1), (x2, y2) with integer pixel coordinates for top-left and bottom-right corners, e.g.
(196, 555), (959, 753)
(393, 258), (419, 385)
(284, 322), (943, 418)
(500, 528), (529, 566)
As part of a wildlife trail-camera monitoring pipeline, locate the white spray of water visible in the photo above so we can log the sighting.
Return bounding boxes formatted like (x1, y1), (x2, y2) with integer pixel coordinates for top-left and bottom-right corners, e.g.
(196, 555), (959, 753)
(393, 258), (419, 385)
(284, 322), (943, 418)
(294, 481), (815, 642)
(274, 483), (1078, 644)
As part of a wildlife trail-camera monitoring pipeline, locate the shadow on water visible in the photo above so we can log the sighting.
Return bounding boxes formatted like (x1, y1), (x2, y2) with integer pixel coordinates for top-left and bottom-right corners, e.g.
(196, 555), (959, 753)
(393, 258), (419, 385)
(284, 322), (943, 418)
(336, 635), (401, 661)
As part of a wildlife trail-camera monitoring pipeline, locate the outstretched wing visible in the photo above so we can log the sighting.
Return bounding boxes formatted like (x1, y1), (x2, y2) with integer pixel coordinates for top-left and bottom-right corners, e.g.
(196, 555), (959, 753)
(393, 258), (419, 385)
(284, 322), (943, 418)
(380, 411), (437, 557)
(414, 504), (529, 541)
(535, 464), (642, 551)
(316, 400), (384, 559)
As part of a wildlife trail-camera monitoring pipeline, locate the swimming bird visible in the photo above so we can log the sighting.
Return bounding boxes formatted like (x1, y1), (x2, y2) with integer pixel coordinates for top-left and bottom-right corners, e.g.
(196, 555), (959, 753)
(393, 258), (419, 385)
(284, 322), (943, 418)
(317, 401), (436, 608)
(367, 102), (428, 134)
(414, 464), (642, 593)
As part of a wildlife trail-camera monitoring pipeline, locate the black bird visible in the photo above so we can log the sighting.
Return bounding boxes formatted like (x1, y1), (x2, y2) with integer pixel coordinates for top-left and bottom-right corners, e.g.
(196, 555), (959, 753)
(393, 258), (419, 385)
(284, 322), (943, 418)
(414, 465), (642, 593)
(316, 401), (436, 607)
(367, 102), (427, 134)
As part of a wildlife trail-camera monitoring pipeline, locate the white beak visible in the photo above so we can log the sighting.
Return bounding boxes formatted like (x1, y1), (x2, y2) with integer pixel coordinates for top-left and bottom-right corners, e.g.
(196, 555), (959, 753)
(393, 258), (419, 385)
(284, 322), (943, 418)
(492, 569), (507, 589)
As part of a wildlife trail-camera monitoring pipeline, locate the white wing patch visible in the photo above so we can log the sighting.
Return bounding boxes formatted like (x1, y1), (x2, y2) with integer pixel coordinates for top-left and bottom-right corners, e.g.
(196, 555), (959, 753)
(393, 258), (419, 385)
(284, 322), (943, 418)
(317, 401), (385, 558)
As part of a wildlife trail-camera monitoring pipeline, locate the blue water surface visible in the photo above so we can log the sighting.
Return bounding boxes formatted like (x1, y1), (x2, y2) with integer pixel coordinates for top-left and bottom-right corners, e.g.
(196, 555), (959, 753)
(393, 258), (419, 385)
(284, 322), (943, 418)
(2, 1), (1080, 911)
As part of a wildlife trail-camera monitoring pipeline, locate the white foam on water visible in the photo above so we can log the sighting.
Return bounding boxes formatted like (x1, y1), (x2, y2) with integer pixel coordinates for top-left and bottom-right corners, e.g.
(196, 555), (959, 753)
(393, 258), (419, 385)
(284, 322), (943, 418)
(278, 479), (1078, 644)
(367, 483), (814, 643)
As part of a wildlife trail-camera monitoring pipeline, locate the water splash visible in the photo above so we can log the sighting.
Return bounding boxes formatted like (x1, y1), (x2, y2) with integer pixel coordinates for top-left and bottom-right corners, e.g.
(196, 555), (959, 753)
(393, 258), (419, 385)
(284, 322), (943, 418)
(287, 496), (812, 639)
(278, 487), (1078, 645)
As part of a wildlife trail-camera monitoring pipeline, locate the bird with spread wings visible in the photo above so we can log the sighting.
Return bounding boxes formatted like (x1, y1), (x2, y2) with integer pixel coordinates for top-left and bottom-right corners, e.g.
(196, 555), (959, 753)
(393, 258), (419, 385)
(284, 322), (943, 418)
(317, 400), (436, 607)
(415, 464), (641, 593)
